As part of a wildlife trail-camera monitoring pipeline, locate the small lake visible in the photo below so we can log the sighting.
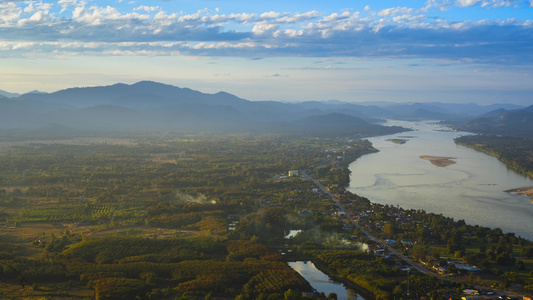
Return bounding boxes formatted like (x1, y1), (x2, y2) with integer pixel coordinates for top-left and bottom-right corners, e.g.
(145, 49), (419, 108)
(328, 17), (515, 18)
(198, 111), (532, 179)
(285, 230), (302, 239)
(287, 261), (364, 300)
(348, 120), (533, 241)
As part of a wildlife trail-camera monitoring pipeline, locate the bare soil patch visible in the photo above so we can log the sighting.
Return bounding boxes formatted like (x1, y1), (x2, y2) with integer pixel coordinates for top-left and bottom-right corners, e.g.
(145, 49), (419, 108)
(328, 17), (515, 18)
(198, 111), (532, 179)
(504, 186), (533, 202)
(1, 223), (66, 240)
(420, 155), (456, 167)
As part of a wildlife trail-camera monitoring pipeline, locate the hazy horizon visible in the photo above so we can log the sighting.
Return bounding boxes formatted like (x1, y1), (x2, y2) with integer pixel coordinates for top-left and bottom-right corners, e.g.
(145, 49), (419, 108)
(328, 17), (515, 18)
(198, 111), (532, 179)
(1, 0), (532, 105)
(0, 80), (529, 108)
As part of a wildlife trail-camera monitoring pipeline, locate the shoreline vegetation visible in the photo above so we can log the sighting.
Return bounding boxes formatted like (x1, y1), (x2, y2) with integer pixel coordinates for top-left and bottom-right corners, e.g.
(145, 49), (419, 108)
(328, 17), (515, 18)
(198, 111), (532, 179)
(454, 135), (533, 179)
(419, 155), (456, 167)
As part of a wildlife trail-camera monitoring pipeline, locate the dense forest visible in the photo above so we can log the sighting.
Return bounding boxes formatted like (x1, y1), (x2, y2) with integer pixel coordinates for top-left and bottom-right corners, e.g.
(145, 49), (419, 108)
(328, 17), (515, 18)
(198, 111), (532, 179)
(0, 132), (532, 299)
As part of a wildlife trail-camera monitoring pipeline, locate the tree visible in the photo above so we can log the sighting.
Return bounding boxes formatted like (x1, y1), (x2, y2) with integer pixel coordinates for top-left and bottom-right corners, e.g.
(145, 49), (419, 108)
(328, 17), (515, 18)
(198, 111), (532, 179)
(516, 260), (526, 271)
(392, 285), (403, 297)
(448, 264), (458, 274)
(447, 231), (463, 254)
(411, 245), (426, 261)
(284, 289), (301, 300)
(496, 253), (515, 266)
(524, 246), (533, 258)
(327, 292), (338, 300)
(383, 223), (396, 236)
(502, 271), (520, 287)
(432, 252), (440, 261)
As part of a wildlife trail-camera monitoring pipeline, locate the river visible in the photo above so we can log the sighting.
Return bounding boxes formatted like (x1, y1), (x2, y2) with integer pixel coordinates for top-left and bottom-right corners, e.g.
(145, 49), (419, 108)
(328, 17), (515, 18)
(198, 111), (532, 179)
(347, 120), (533, 241)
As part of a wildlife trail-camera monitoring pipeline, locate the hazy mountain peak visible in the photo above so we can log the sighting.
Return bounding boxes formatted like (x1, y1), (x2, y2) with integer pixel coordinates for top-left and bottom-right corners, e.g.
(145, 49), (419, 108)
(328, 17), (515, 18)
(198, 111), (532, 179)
(0, 89), (21, 98)
(133, 80), (170, 86)
(23, 90), (48, 95)
(482, 108), (507, 117)
(523, 104), (533, 112)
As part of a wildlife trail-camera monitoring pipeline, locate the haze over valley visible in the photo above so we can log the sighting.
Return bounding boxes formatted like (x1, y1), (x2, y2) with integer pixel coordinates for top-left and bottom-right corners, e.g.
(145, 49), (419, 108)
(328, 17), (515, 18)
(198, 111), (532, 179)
(0, 81), (530, 137)
(1, 0), (533, 299)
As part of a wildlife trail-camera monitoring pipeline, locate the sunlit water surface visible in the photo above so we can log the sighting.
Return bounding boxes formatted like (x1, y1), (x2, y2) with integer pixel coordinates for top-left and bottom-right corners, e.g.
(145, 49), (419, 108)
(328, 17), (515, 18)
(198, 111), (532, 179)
(347, 120), (533, 241)
(287, 261), (363, 300)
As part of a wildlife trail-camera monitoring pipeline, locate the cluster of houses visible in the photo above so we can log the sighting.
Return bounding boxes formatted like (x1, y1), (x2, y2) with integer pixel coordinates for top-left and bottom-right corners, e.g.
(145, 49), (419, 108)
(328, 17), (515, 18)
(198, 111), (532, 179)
(431, 260), (483, 274)
(324, 149), (346, 163)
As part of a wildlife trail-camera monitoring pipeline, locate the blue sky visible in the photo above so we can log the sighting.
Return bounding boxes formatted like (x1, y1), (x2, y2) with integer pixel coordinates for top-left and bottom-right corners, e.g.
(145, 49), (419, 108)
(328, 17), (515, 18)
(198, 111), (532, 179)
(0, 0), (532, 104)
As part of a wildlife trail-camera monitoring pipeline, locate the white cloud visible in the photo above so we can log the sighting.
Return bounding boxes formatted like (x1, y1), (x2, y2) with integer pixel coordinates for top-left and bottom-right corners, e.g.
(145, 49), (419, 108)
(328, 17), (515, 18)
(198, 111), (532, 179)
(153, 11), (174, 21)
(29, 10), (48, 22)
(479, 0), (517, 8)
(283, 29), (302, 37)
(228, 12), (255, 22)
(20, 2), (54, 24)
(0, 2), (21, 23)
(275, 11), (319, 23)
(322, 11), (351, 22)
(252, 22), (278, 35)
(259, 11), (281, 19)
(432, 0), (525, 8)
(23, 3), (35, 13)
(58, 0), (78, 6)
(0, 2), (530, 66)
(72, 2), (85, 19)
(11, 41), (36, 50)
(455, 0), (481, 7)
(58, 0), (78, 13)
(134, 6), (160, 13)
(378, 7), (415, 17)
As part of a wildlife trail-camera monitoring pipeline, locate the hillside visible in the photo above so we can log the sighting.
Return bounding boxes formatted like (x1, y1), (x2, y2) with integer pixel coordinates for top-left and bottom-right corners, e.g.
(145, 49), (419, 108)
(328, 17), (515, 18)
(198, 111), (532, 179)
(460, 105), (533, 137)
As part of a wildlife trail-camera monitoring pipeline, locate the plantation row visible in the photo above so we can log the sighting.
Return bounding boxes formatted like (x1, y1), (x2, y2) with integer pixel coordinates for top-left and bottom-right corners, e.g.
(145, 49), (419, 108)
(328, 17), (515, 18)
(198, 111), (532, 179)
(62, 236), (226, 263)
(248, 269), (311, 294)
(17, 204), (115, 223)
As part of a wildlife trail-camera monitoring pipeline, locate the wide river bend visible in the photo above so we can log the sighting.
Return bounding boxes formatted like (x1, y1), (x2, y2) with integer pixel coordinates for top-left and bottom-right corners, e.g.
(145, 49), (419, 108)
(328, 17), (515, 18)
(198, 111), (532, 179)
(347, 120), (533, 241)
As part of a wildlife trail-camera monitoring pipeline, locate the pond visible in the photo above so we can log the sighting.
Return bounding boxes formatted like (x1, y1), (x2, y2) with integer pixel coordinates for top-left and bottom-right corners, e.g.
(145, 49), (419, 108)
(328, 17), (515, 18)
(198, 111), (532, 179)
(284, 230), (302, 239)
(287, 261), (364, 300)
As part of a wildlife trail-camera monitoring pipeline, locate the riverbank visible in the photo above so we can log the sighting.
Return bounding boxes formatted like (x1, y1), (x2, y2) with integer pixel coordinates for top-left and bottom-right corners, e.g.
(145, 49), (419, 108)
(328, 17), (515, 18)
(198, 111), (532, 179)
(454, 135), (533, 180)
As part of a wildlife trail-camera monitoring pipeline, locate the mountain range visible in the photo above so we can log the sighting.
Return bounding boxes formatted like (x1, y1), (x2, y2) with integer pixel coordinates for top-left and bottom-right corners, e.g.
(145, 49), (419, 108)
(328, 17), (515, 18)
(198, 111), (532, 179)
(0, 81), (529, 137)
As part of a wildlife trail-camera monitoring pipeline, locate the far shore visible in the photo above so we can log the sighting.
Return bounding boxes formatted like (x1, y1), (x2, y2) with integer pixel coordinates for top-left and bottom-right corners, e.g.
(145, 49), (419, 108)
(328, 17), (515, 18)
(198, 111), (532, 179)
(504, 187), (533, 203)
(419, 155), (456, 167)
